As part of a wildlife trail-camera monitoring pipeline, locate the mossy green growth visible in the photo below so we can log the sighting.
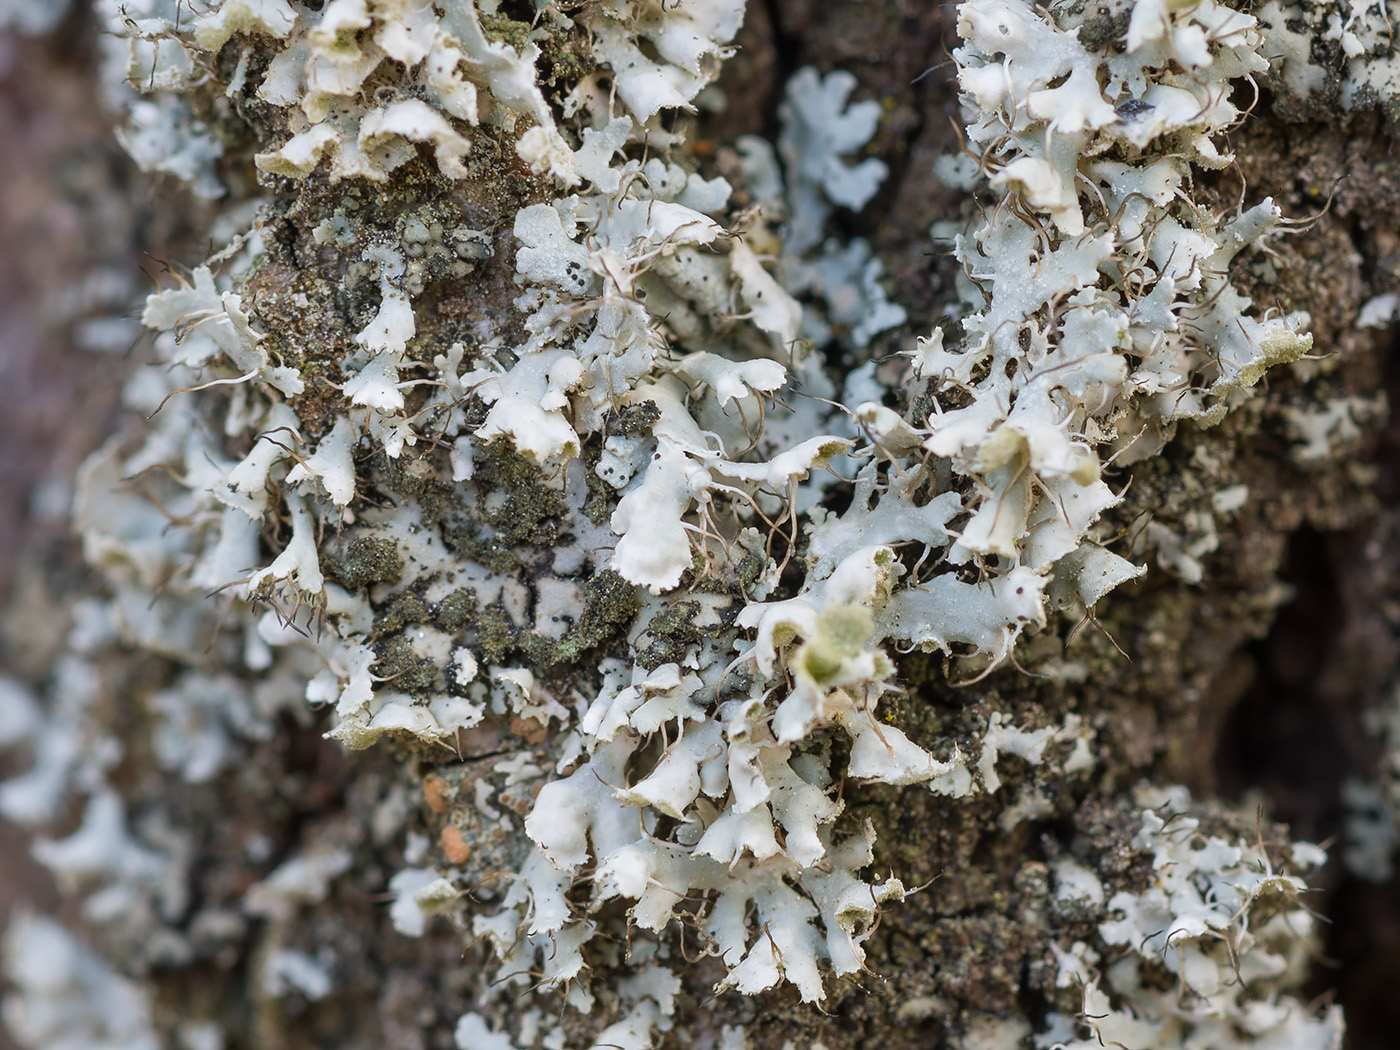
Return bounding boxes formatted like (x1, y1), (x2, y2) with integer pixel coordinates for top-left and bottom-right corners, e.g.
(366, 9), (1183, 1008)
(472, 436), (568, 546)
(376, 449), (461, 528)
(327, 537), (404, 590)
(607, 400), (662, 438)
(637, 599), (713, 669)
(736, 544), (768, 596)
(520, 570), (640, 668)
(473, 603), (516, 665)
(375, 592), (429, 635)
(373, 635), (438, 695)
(427, 584), (515, 663)
(480, 13), (532, 51)
(436, 588), (476, 633)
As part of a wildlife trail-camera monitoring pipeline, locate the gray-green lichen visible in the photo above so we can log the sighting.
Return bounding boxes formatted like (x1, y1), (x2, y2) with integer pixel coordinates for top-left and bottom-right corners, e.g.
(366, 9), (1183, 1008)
(2, 0), (1386, 1048)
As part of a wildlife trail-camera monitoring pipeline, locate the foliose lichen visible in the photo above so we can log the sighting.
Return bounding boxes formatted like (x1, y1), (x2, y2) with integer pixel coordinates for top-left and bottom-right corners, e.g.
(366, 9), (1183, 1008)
(0, 1), (1354, 1048)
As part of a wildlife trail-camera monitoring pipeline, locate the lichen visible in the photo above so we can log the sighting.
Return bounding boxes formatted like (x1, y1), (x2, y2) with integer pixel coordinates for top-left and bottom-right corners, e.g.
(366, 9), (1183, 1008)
(0, 0), (1362, 1048)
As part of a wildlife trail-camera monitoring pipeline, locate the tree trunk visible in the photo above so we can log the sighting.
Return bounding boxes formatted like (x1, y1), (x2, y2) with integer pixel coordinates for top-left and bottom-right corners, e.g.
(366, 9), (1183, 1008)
(2, 2), (1399, 1049)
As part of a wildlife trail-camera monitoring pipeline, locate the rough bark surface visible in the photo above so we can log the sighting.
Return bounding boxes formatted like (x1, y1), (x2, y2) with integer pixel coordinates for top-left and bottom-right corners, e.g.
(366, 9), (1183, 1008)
(3, 3), (1399, 1050)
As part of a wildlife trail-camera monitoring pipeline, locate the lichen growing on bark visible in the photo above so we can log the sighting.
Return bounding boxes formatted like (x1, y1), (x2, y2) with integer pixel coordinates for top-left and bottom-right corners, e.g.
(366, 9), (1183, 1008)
(5, 0), (1400, 1047)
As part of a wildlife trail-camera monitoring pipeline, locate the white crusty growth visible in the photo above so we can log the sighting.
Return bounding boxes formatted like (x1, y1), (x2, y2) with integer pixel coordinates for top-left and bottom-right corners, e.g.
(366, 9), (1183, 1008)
(1043, 787), (1342, 1050)
(0, 0), (1340, 1046)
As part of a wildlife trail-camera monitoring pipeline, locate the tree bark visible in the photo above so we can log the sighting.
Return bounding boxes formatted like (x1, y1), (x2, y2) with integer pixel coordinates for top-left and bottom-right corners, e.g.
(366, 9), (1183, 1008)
(2, 3), (1399, 1049)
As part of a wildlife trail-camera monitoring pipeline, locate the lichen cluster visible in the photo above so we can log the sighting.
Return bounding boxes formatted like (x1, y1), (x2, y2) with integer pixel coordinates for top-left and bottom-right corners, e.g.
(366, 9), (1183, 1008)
(1255, 0), (1400, 122)
(1042, 787), (1341, 1050)
(0, 1), (1352, 1048)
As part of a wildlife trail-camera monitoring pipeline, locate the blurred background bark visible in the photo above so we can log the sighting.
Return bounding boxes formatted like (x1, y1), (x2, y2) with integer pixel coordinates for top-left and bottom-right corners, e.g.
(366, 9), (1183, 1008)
(0, 11), (171, 1048)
